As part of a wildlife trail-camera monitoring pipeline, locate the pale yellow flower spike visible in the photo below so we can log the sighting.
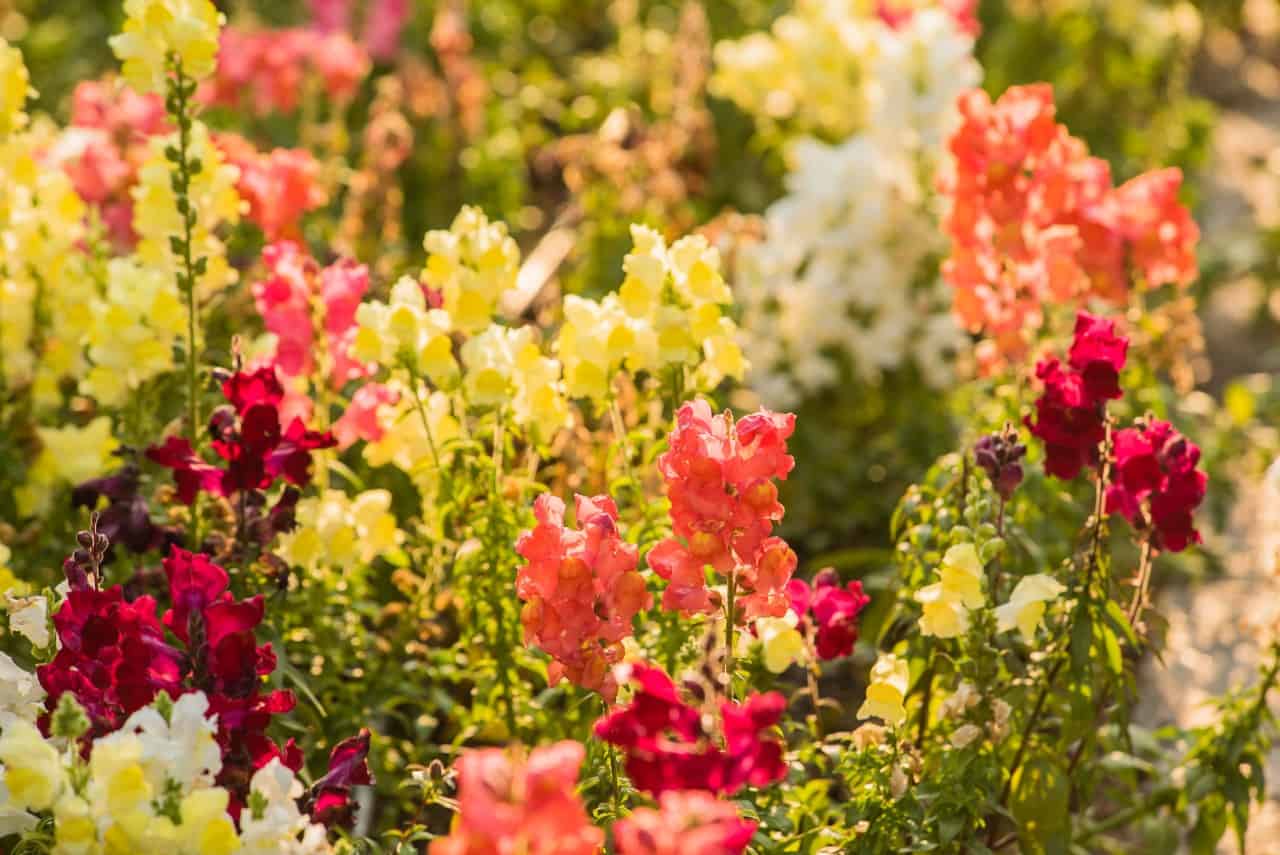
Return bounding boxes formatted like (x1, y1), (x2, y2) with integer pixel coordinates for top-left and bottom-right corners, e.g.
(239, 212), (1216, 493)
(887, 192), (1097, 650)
(111, 0), (225, 94)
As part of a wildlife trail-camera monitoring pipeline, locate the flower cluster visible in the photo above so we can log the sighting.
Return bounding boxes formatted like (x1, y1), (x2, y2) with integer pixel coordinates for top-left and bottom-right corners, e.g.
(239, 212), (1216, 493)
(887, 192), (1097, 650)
(1107, 418), (1207, 552)
(787, 569), (871, 660)
(614, 790), (757, 855)
(915, 543), (985, 639)
(218, 135), (326, 241)
(1026, 312), (1128, 481)
(974, 425), (1027, 501)
(251, 241), (371, 424)
(711, 2), (976, 143)
(16, 419), (120, 518)
(648, 400), (797, 618)
(596, 665), (786, 796)
(556, 224), (746, 403)
(82, 256), (186, 406)
(58, 80), (167, 249)
(428, 741), (604, 855)
(110, 0), (224, 93)
(307, 0), (411, 61)
(203, 27), (369, 116)
(276, 489), (404, 575)
(422, 205), (521, 334)
(149, 366), (336, 505)
(515, 493), (650, 701)
(0, 38), (30, 136)
(942, 84), (1199, 367)
(132, 120), (243, 299)
(729, 7), (978, 406)
(0, 690), (336, 853)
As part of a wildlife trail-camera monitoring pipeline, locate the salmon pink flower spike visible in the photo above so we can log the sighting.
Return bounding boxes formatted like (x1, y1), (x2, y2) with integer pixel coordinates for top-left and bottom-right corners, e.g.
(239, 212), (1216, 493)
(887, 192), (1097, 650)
(429, 741), (604, 855)
(1107, 418), (1207, 552)
(594, 664), (787, 797)
(942, 84), (1198, 367)
(649, 399), (798, 619)
(614, 790), (757, 855)
(516, 493), (649, 702)
(1026, 312), (1128, 480)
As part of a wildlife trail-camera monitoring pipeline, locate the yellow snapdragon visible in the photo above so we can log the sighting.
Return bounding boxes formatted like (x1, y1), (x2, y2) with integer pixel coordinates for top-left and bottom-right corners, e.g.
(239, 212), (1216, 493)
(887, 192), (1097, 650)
(83, 257), (186, 406)
(754, 612), (806, 674)
(277, 489), (405, 574)
(16, 418), (120, 518)
(0, 39), (31, 137)
(555, 224), (746, 404)
(995, 574), (1065, 641)
(0, 719), (64, 811)
(710, 0), (876, 140)
(422, 206), (520, 334)
(1, 122), (93, 407)
(110, 0), (225, 94)
(132, 122), (242, 300)
(352, 276), (457, 384)
(363, 384), (461, 485)
(453, 323), (569, 440)
(857, 652), (909, 728)
(915, 543), (984, 639)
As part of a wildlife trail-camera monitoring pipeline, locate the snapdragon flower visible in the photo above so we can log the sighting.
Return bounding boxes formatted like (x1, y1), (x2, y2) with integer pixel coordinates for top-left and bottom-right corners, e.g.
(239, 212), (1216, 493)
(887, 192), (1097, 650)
(0, 39), (30, 136)
(995, 574), (1065, 641)
(915, 542), (985, 639)
(277, 489), (405, 575)
(857, 652), (910, 727)
(423, 205), (521, 334)
(110, 0), (225, 94)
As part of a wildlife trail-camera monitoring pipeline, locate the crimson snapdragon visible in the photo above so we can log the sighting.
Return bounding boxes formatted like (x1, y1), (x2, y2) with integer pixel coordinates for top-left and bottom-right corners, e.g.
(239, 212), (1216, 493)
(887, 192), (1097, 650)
(1107, 418), (1207, 552)
(786, 568), (871, 661)
(594, 664), (787, 797)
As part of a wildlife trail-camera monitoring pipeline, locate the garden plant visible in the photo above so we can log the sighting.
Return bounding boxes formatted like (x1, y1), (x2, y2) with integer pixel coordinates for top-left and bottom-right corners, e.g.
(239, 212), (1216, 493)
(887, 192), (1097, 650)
(0, 0), (1276, 853)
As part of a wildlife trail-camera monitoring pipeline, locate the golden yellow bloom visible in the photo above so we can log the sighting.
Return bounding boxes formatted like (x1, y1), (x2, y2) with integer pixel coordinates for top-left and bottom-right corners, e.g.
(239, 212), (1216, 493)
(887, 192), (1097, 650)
(423, 206), (520, 334)
(353, 277), (456, 384)
(857, 652), (910, 728)
(0, 39), (31, 137)
(937, 543), (984, 609)
(277, 489), (405, 574)
(110, 0), (224, 94)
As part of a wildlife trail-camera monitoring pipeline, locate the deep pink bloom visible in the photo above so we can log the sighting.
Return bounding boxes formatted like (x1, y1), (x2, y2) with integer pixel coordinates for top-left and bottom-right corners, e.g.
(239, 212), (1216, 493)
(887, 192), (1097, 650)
(1107, 419), (1207, 552)
(1025, 312), (1128, 481)
(787, 569), (871, 661)
(594, 665), (787, 797)
(203, 27), (369, 116)
(306, 730), (374, 828)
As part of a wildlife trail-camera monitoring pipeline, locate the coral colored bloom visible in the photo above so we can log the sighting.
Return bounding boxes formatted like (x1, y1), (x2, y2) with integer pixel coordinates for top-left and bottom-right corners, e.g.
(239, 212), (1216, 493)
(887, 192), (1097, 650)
(649, 400), (798, 619)
(1107, 418), (1207, 552)
(614, 790), (757, 855)
(429, 742), (603, 855)
(218, 135), (325, 241)
(516, 493), (649, 702)
(594, 664), (787, 797)
(202, 27), (369, 116)
(941, 84), (1198, 365)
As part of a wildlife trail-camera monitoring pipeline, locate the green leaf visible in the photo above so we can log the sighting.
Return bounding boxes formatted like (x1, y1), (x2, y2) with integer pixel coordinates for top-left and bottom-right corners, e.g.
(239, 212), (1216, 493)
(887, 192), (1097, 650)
(1010, 755), (1070, 855)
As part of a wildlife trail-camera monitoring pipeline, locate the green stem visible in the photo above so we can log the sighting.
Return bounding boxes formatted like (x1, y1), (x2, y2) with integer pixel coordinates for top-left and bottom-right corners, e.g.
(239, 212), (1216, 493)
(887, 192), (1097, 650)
(725, 569), (737, 701)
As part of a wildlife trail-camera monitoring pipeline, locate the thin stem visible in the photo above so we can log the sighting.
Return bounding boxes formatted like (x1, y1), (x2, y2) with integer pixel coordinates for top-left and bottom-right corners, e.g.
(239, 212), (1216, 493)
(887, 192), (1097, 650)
(608, 397), (637, 493)
(403, 366), (442, 470)
(915, 664), (934, 749)
(724, 569), (737, 701)
(601, 695), (622, 816)
(1126, 537), (1154, 631)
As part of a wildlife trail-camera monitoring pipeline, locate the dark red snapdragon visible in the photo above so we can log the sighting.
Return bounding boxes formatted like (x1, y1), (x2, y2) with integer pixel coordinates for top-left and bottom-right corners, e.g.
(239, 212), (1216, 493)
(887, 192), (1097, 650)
(594, 664), (787, 797)
(1025, 312), (1128, 480)
(147, 366), (335, 505)
(305, 730), (375, 828)
(1106, 418), (1207, 552)
(786, 569), (870, 661)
